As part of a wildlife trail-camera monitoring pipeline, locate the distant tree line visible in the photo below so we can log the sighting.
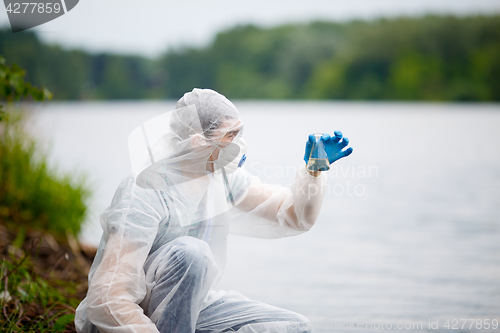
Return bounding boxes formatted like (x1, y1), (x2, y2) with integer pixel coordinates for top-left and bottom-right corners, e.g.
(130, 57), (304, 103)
(1, 15), (499, 101)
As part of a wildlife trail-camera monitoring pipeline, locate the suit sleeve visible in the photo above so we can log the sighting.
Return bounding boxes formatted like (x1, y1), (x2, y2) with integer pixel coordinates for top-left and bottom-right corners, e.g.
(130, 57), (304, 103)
(86, 177), (167, 333)
(228, 165), (328, 238)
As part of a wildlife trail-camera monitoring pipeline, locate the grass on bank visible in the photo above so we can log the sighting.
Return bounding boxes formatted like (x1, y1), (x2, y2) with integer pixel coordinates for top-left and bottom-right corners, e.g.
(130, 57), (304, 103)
(1, 231), (84, 333)
(1, 57), (92, 332)
(0, 111), (88, 239)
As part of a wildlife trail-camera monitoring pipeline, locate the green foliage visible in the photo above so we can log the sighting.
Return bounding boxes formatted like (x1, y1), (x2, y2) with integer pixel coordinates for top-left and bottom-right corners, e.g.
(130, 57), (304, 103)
(0, 56), (88, 239)
(1, 15), (500, 100)
(0, 56), (51, 120)
(0, 113), (89, 239)
(0, 57), (90, 331)
(305, 15), (500, 101)
(0, 31), (158, 100)
(161, 15), (500, 100)
(160, 23), (343, 99)
(0, 246), (79, 332)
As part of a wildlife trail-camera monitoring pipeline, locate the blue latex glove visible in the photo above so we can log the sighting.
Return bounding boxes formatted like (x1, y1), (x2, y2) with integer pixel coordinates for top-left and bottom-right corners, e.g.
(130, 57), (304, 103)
(304, 131), (353, 165)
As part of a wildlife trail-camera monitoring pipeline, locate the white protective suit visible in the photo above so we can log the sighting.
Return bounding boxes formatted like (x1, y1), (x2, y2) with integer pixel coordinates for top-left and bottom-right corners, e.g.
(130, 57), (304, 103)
(75, 89), (328, 333)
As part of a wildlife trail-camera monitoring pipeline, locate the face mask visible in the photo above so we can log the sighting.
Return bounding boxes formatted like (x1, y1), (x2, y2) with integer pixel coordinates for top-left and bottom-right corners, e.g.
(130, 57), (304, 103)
(212, 137), (247, 175)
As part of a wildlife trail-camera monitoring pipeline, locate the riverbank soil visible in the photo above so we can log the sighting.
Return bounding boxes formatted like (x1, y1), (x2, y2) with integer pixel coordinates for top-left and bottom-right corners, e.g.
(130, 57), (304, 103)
(0, 223), (96, 332)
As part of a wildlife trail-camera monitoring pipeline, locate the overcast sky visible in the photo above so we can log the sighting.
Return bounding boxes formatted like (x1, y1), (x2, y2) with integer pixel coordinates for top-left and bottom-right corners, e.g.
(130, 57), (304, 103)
(1, 0), (500, 57)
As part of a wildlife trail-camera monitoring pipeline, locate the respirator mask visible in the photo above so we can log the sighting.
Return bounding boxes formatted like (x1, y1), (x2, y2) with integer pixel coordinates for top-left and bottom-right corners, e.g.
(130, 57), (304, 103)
(208, 135), (247, 175)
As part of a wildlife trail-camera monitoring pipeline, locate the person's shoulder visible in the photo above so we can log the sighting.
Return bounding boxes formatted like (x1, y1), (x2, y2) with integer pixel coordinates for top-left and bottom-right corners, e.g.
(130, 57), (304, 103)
(107, 175), (134, 206)
(110, 174), (164, 207)
(118, 174), (135, 189)
(102, 174), (167, 227)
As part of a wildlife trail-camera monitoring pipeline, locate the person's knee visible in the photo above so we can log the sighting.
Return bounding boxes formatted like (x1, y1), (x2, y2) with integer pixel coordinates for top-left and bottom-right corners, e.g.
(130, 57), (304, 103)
(170, 236), (217, 276)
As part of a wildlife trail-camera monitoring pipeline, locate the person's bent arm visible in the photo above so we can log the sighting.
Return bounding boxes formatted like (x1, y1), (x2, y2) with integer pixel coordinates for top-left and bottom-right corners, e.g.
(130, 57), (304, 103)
(85, 177), (165, 333)
(239, 165), (327, 230)
(228, 165), (327, 238)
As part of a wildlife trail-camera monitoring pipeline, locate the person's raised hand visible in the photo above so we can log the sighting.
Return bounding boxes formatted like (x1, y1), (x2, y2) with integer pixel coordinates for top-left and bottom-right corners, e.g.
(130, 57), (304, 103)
(303, 131), (353, 165)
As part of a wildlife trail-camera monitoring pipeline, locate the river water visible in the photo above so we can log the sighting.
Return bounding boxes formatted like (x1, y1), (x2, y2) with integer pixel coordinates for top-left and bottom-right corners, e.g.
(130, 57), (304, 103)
(31, 101), (500, 332)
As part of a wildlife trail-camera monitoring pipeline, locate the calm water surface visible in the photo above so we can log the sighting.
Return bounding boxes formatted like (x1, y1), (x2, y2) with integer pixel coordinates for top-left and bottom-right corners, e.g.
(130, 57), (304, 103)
(32, 102), (500, 332)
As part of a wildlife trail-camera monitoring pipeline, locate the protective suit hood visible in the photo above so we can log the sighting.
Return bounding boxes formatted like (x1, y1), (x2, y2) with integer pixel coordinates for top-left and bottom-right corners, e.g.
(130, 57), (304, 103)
(128, 88), (245, 226)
